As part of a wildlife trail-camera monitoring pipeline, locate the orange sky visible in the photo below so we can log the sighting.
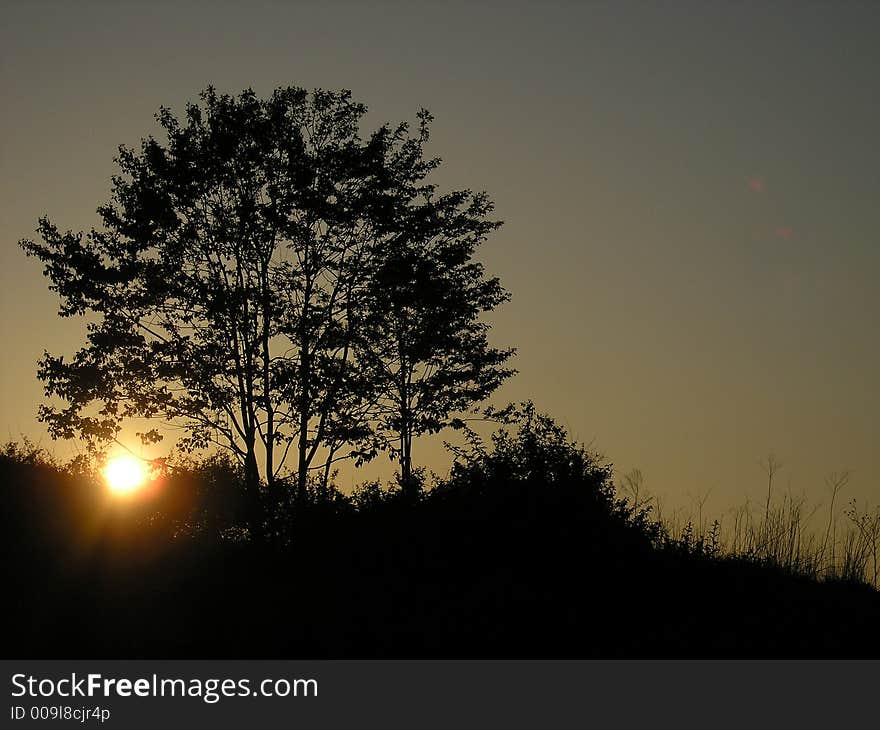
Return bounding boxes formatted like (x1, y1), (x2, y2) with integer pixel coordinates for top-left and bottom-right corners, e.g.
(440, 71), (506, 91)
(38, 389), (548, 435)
(2, 1), (878, 518)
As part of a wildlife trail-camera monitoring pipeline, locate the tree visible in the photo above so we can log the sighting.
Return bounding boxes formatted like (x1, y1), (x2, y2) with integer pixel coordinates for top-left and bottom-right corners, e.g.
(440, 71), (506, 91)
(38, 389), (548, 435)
(21, 84), (512, 528)
(357, 186), (515, 496)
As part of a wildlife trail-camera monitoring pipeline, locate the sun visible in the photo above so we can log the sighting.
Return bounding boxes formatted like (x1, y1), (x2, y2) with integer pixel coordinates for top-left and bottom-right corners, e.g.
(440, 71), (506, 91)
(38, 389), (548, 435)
(103, 454), (148, 494)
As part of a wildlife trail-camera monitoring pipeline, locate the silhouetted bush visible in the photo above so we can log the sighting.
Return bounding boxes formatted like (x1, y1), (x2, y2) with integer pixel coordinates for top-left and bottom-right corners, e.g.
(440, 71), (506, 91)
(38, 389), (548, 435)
(2, 411), (878, 659)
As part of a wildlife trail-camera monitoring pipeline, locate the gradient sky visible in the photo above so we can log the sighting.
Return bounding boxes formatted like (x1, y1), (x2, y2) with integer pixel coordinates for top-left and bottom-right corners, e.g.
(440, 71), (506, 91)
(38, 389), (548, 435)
(2, 1), (878, 515)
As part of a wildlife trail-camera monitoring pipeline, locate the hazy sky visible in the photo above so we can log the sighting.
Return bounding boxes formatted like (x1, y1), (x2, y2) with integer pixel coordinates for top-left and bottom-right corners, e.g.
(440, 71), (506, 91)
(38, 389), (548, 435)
(2, 1), (878, 513)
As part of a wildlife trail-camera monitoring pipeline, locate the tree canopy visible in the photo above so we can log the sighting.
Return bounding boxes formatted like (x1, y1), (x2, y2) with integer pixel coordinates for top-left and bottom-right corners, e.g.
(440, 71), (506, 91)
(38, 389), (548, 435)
(20, 85), (514, 532)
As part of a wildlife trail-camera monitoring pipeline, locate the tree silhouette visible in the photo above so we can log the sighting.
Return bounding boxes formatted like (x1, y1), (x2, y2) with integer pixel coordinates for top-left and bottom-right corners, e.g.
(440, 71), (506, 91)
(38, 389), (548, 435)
(358, 189), (515, 495)
(20, 85), (512, 526)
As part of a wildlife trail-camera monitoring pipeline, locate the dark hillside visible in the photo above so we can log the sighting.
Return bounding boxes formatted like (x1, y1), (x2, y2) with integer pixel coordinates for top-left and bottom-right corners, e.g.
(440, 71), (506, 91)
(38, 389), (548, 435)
(3, 422), (878, 658)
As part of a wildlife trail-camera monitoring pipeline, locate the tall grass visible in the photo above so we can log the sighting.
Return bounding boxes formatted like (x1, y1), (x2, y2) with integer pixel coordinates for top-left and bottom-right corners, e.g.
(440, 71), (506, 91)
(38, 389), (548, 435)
(619, 466), (880, 589)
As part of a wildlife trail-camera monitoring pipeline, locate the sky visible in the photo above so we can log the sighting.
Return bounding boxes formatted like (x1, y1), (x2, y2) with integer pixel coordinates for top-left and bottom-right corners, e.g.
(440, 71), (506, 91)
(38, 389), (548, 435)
(2, 0), (878, 516)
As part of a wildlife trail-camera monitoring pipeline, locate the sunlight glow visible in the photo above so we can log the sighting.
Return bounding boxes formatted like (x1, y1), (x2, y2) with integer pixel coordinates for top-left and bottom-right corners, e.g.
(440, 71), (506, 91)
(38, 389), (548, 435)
(103, 454), (148, 494)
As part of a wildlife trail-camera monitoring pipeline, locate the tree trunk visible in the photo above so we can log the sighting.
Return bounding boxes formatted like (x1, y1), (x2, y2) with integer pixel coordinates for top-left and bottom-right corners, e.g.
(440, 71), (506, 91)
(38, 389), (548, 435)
(244, 445), (263, 542)
(401, 435), (414, 497)
(399, 407), (417, 500)
(296, 346), (310, 506)
(320, 447), (337, 502)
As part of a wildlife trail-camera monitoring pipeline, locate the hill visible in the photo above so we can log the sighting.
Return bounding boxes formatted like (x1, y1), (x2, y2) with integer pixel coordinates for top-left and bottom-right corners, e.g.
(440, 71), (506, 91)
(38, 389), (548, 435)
(3, 414), (878, 658)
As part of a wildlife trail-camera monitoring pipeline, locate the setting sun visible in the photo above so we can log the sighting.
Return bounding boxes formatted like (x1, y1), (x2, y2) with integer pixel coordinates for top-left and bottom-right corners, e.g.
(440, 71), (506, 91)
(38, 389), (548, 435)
(103, 454), (148, 494)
